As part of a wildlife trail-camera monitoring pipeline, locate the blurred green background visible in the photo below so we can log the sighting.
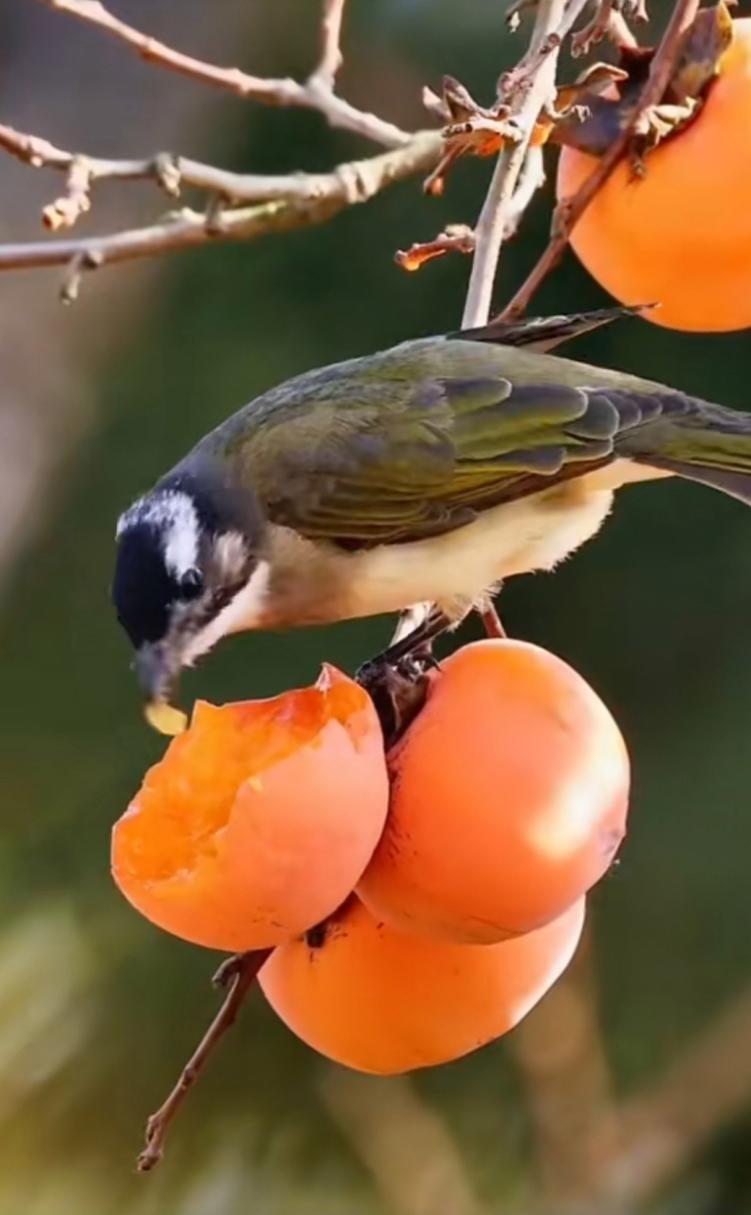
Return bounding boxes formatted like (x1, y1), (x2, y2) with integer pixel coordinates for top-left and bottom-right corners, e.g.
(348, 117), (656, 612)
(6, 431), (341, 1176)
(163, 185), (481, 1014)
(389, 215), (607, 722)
(1, 1), (751, 1211)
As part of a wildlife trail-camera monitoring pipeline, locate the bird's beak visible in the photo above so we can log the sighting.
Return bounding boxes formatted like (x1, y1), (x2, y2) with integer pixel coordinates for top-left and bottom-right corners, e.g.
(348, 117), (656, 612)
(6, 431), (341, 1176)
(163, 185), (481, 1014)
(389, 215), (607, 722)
(134, 643), (188, 736)
(134, 642), (174, 702)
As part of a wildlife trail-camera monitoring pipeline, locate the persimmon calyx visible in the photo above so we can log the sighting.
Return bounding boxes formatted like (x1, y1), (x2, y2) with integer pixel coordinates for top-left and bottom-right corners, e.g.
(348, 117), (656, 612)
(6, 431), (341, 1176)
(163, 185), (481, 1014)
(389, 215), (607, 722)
(550, 1), (734, 167)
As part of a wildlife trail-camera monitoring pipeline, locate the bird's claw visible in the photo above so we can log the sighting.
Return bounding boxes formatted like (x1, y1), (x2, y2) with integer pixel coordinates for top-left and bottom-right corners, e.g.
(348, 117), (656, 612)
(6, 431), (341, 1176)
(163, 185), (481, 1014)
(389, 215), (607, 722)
(356, 648), (433, 748)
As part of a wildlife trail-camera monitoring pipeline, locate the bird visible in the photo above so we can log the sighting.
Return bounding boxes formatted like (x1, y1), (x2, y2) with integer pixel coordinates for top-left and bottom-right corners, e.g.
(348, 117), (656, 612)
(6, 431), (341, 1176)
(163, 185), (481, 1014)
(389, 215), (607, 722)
(113, 306), (751, 731)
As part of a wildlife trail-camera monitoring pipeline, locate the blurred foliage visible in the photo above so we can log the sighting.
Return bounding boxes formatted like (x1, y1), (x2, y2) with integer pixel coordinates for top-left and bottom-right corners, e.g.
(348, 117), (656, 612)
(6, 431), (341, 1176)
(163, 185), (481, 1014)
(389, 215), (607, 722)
(1, 2), (751, 1213)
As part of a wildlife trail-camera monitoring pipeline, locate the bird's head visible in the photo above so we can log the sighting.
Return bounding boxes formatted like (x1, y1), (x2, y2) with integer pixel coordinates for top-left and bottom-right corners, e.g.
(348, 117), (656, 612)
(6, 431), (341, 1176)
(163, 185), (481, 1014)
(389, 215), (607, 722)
(113, 478), (267, 724)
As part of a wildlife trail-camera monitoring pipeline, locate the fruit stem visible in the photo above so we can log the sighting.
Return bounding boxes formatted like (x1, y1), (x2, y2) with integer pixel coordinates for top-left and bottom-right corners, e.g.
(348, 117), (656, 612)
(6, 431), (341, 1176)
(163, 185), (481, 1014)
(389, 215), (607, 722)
(136, 947), (272, 1172)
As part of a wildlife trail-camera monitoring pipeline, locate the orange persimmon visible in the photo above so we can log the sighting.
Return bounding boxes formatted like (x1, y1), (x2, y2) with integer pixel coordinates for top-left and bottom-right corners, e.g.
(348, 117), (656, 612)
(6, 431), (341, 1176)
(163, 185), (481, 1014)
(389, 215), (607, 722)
(259, 895), (585, 1074)
(358, 640), (628, 943)
(556, 18), (751, 331)
(112, 667), (389, 952)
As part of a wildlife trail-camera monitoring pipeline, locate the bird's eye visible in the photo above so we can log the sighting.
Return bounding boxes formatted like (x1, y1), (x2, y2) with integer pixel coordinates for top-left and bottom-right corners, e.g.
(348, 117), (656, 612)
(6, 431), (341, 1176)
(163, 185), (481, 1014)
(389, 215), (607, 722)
(179, 567), (203, 598)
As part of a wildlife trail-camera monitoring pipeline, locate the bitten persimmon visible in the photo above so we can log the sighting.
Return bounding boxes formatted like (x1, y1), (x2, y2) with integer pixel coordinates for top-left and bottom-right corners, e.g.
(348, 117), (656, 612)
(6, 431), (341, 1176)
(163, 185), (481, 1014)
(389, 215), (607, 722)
(112, 667), (389, 952)
(557, 18), (751, 331)
(259, 896), (584, 1074)
(358, 640), (628, 943)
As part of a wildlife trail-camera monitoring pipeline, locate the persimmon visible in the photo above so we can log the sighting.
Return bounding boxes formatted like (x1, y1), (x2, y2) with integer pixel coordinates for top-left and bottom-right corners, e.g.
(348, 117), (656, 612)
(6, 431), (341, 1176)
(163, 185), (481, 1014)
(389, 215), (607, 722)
(556, 17), (751, 331)
(259, 895), (585, 1074)
(358, 640), (628, 943)
(112, 667), (389, 952)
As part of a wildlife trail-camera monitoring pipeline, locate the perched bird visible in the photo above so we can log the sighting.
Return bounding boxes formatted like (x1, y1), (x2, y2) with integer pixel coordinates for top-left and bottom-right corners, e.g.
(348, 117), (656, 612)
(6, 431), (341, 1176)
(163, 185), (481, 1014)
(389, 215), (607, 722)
(113, 306), (751, 726)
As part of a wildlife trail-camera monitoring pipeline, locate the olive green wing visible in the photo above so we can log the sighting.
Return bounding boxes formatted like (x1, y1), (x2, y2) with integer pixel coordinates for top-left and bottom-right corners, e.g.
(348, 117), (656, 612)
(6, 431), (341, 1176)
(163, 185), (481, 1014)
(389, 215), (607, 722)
(228, 365), (666, 547)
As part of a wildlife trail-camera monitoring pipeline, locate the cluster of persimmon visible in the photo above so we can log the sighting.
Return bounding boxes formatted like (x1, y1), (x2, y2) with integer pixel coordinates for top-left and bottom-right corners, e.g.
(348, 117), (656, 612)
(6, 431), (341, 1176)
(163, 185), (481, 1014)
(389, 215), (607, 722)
(112, 640), (630, 1075)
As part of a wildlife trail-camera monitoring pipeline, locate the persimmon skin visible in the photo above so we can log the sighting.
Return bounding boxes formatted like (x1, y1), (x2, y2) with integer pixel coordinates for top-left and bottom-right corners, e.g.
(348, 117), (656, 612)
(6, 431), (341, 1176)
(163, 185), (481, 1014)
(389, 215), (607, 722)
(259, 896), (584, 1074)
(358, 640), (628, 943)
(557, 20), (751, 332)
(112, 667), (389, 952)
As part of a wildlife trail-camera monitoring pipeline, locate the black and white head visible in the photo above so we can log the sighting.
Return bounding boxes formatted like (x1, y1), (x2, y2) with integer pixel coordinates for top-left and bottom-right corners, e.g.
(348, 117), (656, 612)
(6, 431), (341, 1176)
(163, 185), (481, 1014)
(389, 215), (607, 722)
(113, 478), (268, 707)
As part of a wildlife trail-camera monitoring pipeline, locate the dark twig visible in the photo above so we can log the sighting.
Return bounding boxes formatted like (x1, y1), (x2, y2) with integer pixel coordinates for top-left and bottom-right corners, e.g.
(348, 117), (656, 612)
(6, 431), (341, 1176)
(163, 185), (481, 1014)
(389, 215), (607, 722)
(37, 0), (409, 148)
(137, 948), (272, 1172)
(500, 0), (701, 319)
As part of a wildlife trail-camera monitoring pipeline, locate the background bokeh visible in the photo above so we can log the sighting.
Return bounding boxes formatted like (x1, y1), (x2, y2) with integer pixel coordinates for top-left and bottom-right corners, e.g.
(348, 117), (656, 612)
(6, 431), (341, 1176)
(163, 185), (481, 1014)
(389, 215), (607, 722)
(1, 1), (751, 1212)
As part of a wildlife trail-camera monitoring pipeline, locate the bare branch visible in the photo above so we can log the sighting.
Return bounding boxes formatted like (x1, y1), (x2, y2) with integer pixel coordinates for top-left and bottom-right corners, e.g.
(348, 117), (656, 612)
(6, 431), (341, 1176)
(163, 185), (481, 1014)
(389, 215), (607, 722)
(461, 0), (591, 328)
(570, 0), (616, 57)
(42, 155), (92, 230)
(313, 0), (348, 91)
(138, 949), (271, 1172)
(37, 0), (410, 148)
(501, 146), (547, 238)
(395, 224), (475, 272)
(610, 985), (751, 1203)
(498, 0), (595, 109)
(0, 132), (441, 286)
(0, 121), (440, 233)
(500, 0), (701, 319)
(0, 125), (183, 203)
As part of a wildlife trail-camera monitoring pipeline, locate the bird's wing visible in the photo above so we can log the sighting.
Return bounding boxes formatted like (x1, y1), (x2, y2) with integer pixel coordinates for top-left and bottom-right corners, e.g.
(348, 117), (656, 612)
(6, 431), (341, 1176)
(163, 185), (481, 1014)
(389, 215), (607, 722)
(236, 358), (673, 546)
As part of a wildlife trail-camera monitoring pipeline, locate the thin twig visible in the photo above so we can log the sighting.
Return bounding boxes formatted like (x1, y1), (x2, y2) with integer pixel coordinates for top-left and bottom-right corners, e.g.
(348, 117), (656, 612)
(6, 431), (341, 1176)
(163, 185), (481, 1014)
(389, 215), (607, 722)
(0, 121), (440, 234)
(395, 224), (475, 272)
(37, 0), (410, 148)
(498, 0), (592, 102)
(500, 0), (701, 319)
(570, 0), (616, 56)
(137, 949), (271, 1172)
(0, 132), (441, 281)
(606, 9), (641, 49)
(462, 0), (588, 327)
(313, 0), (348, 90)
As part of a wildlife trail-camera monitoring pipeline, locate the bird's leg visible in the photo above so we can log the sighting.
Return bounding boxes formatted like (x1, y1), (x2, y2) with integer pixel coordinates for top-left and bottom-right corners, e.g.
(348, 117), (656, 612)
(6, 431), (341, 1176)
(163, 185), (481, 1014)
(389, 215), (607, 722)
(367, 605), (452, 669)
(479, 601), (507, 639)
(389, 601), (433, 646)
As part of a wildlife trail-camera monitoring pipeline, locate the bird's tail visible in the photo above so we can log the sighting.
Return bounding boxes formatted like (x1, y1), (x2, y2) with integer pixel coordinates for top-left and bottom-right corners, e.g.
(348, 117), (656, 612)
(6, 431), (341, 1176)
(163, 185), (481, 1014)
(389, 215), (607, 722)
(453, 305), (648, 351)
(626, 400), (751, 507)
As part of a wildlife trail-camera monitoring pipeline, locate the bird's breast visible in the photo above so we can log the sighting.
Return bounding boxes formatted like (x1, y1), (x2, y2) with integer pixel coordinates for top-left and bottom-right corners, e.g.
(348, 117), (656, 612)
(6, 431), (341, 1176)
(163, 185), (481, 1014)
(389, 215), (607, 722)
(262, 479), (616, 627)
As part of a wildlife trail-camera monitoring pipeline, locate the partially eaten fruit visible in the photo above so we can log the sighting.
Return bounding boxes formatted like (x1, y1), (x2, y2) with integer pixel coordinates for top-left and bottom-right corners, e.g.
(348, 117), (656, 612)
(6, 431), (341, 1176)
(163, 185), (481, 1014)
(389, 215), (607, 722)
(112, 667), (389, 951)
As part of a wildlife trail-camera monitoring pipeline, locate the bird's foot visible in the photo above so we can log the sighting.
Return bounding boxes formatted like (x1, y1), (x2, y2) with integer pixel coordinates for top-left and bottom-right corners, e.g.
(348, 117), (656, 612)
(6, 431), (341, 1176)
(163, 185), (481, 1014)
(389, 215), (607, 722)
(355, 608), (450, 746)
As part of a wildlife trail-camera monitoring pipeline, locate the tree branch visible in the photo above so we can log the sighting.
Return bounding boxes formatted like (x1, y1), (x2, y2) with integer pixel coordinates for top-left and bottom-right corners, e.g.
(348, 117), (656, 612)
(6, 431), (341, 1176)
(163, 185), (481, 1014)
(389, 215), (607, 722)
(313, 0), (348, 91)
(499, 0), (701, 319)
(37, 0), (410, 148)
(137, 949), (272, 1173)
(461, 0), (591, 328)
(395, 224), (476, 272)
(0, 121), (440, 221)
(609, 985), (751, 1203)
(0, 131), (441, 289)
